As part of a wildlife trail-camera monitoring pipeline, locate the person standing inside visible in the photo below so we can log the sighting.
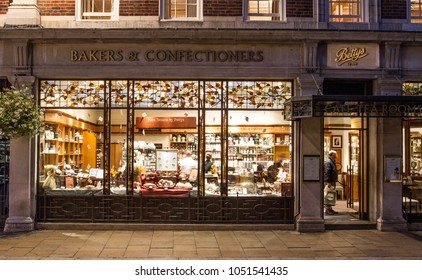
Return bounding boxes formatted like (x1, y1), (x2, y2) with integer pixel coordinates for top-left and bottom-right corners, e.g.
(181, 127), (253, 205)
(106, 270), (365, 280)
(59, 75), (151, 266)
(179, 150), (197, 175)
(204, 153), (213, 173)
(324, 150), (338, 215)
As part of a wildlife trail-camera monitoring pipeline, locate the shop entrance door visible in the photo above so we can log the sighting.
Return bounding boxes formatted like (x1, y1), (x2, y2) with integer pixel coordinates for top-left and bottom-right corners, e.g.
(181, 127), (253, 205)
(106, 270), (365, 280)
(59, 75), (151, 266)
(324, 117), (368, 221)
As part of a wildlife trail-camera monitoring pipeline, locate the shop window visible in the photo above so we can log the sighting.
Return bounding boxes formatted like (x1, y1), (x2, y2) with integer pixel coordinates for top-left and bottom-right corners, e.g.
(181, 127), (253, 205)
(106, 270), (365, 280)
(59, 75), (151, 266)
(403, 82), (422, 95)
(134, 110), (199, 196)
(110, 109), (128, 195)
(38, 79), (292, 198)
(245, 0), (283, 21)
(329, 0), (364, 22)
(410, 126), (422, 176)
(204, 111), (222, 196)
(39, 108), (105, 193)
(161, 0), (202, 20)
(411, 0), (422, 23)
(76, 0), (119, 20)
(227, 110), (292, 196)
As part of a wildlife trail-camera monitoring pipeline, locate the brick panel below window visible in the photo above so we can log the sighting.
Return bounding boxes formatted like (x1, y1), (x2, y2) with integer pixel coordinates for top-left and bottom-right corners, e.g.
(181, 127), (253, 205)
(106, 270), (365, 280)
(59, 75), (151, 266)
(38, 0), (75, 16)
(203, 0), (242, 17)
(120, 0), (159, 16)
(381, 0), (407, 19)
(286, 0), (313, 18)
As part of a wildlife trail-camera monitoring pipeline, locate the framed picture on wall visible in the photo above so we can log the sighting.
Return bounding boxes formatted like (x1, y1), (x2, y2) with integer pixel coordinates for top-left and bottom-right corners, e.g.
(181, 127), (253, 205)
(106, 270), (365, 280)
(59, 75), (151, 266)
(331, 135), (342, 148)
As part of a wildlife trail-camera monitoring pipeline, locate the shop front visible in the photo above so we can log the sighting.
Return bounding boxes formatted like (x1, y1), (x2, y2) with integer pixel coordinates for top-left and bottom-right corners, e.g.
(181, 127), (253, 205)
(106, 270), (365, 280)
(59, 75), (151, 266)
(36, 78), (294, 224)
(288, 94), (422, 231)
(3, 29), (422, 232)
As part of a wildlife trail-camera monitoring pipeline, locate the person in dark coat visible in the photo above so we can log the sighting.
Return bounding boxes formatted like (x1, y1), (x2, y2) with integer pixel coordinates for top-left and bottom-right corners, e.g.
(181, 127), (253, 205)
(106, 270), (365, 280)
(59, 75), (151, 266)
(205, 153), (213, 173)
(324, 150), (338, 215)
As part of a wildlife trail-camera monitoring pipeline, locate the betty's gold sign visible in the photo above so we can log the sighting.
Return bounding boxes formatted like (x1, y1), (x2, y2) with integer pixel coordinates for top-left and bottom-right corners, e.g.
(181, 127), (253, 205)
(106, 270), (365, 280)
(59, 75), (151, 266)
(335, 47), (369, 66)
(328, 43), (379, 69)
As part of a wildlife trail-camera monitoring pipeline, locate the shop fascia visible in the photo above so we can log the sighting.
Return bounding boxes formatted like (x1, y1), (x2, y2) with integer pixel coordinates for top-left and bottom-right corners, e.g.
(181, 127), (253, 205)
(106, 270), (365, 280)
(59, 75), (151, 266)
(70, 49), (265, 63)
(285, 96), (422, 120)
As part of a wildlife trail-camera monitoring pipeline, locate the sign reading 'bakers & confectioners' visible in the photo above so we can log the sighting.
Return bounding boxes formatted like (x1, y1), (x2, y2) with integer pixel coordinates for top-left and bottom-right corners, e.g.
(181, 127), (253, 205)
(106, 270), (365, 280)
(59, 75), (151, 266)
(327, 43), (379, 69)
(70, 49), (264, 63)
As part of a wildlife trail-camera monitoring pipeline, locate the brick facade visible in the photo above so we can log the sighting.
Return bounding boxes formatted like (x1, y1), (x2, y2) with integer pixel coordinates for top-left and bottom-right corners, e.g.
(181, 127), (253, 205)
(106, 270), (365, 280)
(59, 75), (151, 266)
(203, 0), (243, 17)
(381, 0), (407, 19)
(1, 0), (414, 21)
(38, 0), (75, 16)
(286, 0), (313, 18)
(0, 0), (9, 14)
(120, 0), (158, 17)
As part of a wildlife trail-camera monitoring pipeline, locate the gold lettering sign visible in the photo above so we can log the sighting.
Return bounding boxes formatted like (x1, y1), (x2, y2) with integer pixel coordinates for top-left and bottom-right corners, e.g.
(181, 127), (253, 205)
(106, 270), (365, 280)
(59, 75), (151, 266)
(335, 47), (369, 66)
(70, 49), (264, 63)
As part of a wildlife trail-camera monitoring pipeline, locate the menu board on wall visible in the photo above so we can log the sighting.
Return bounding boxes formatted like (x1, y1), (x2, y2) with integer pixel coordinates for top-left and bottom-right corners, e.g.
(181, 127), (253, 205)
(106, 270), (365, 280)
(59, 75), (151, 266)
(303, 155), (320, 181)
(156, 149), (178, 172)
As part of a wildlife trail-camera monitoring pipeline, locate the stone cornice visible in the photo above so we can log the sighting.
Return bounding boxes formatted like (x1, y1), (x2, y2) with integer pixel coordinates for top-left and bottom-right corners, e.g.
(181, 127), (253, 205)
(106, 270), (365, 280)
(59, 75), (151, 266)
(0, 28), (422, 44)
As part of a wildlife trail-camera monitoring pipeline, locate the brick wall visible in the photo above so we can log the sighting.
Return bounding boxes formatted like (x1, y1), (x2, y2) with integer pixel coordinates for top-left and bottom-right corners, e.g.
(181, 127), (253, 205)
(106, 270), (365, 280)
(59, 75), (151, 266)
(120, 0), (158, 17)
(286, 0), (313, 18)
(37, 0), (159, 17)
(381, 0), (407, 19)
(0, 0), (9, 14)
(38, 0), (75, 16)
(203, 0), (242, 17)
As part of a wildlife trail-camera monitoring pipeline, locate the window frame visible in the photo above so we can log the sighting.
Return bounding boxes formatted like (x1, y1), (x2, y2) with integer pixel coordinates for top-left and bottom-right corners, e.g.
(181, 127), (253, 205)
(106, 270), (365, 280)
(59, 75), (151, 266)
(328, 0), (366, 23)
(160, 0), (203, 21)
(75, 0), (120, 21)
(244, 0), (285, 21)
(410, 0), (422, 23)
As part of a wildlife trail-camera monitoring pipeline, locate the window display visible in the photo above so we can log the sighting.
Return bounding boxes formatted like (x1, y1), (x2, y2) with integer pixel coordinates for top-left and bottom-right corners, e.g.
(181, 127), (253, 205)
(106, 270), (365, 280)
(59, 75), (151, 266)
(38, 79), (292, 197)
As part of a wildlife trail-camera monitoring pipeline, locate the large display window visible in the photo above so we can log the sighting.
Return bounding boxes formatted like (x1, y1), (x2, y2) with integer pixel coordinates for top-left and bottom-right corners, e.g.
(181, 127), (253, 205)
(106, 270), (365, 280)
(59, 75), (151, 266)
(38, 80), (292, 197)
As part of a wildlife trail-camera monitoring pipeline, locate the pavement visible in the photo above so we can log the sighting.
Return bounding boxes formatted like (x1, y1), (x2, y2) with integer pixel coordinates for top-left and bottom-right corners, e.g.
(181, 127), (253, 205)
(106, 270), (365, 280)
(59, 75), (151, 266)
(1, 228), (422, 260)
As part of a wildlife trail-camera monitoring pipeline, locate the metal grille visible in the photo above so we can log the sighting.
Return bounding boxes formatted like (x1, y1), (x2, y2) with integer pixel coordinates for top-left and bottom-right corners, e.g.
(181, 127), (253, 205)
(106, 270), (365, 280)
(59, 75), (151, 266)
(403, 185), (422, 223)
(0, 138), (10, 228)
(36, 194), (294, 224)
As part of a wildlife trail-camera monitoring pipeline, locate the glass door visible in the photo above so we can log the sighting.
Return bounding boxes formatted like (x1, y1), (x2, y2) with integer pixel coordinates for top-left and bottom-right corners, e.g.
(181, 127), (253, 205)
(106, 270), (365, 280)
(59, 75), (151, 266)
(324, 117), (368, 220)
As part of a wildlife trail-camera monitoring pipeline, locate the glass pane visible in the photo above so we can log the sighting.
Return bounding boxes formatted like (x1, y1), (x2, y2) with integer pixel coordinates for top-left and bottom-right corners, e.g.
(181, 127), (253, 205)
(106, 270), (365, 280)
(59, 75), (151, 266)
(410, 127), (422, 175)
(39, 109), (105, 194)
(227, 110), (291, 196)
(133, 80), (199, 108)
(110, 80), (129, 107)
(134, 109), (199, 196)
(167, 0), (199, 19)
(227, 81), (291, 110)
(205, 111), (221, 196)
(329, 0), (361, 22)
(40, 80), (106, 108)
(403, 82), (422, 96)
(248, 0), (281, 21)
(110, 109), (128, 195)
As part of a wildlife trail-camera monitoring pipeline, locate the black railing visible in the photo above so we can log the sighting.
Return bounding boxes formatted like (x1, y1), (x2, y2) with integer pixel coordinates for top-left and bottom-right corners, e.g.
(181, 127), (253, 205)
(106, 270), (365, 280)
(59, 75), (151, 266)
(403, 184), (422, 223)
(0, 138), (10, 228)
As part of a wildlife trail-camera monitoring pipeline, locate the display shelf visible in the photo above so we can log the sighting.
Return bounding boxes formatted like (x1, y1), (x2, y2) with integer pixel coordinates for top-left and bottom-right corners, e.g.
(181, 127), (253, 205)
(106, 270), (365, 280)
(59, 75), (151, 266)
(169, 133), (198, 158)
(134, 141), (157, 173)
(42, 123), (84, 170)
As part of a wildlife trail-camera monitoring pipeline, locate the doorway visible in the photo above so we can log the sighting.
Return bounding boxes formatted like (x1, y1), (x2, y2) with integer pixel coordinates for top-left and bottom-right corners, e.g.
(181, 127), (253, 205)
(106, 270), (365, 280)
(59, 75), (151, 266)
(324, 117), (368, 221)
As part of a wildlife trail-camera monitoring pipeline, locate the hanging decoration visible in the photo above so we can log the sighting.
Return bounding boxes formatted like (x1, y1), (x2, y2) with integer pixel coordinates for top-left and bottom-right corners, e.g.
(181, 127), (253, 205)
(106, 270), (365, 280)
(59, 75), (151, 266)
(0, 86), (43, 138)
